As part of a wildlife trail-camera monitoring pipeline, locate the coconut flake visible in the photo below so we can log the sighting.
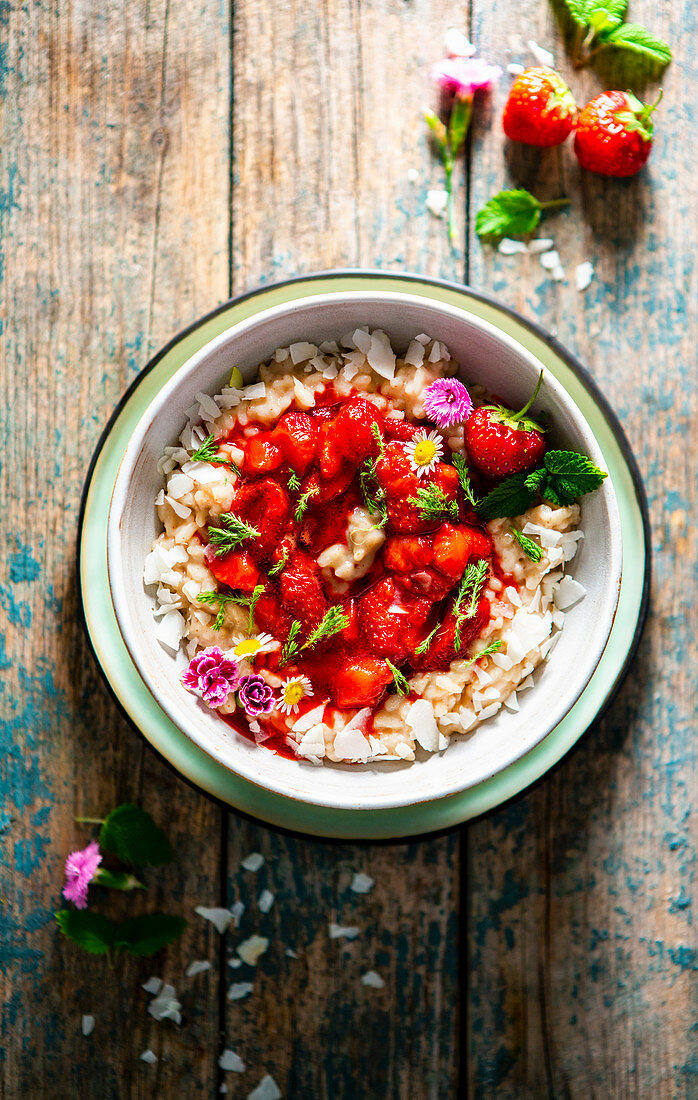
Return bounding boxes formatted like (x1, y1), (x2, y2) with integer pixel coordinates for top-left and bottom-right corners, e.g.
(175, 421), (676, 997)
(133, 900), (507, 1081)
(296, 725), (327, 759)
(289, 342), (318, 365)
(405, 698), (441, 753)
(237, 935), (269, 966)
(292, 376), (316, 409)
(219, 1050), (246, 1073)
(528, 39), (555, 66)
(186, 960), (212, 977)
(445, 27), (475, 56)
(228, 982), (254, 1001)
(147, 983), (182, 1025)
(195, 391), (221, 421)
(553, 575), (586, 610)
(505, 585), (522, 607)
(248, 1076), (282, 1100)
(195, 906), (233, 934)
(167, 472), (194, 499)
(507, 62), (525, 75)
(522, 522), (562, 548)
(156, 610), (186, 653)
(329, 923), (361, 939)
(361, 970), (385, 989)
(81, 1014), (95, 1037)
(503, 692), (520, 712)
(426, 189), (448, 219)
(241, 852), (265, 872)
(367, 332), (396, 380)
(292, 704), (327, 733)
(243, 381), (267, 401)
(511, 608), (553, 652)
(350, 872), (374, 894)
(528, 237), (555, 255)
(140, 1049), (157, 1064)
(540, 249), (562, 271)
(342, 362), (360, 382)
(352, 328), (372, 353)
(575, 261), (595, 291)
(404, 339), (425, 368)
(258, 890), (275, 913)
(333, 724), (372, 761)
(498, 238), (528, 255)
(142, 977), (163, 995)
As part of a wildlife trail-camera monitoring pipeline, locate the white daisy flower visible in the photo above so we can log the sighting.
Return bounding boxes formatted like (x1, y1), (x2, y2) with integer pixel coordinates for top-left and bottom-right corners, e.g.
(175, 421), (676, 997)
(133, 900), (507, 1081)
(230, 633), (277, 660)
(404, 429), (443, 477)
(278, 675), (314, 715)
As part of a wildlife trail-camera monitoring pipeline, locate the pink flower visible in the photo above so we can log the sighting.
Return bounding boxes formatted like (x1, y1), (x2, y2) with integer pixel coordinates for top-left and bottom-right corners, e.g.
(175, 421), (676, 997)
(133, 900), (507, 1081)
(430, 57), (502, 101)
(63, 840), (102, 910)
(238, 675), (275, 718)
(182, 646), (240, 709)
(423, 378), (473, 429)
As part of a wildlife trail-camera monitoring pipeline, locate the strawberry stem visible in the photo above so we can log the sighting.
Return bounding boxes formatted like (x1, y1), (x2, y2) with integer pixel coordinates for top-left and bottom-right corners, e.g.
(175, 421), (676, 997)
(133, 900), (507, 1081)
(539, 197), (571, 210)
(510, 370), (544, 424)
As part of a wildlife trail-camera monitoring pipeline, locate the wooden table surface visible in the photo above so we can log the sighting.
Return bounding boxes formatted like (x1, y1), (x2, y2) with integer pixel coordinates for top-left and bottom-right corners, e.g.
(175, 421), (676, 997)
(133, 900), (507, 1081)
(1, 0), (696, 1096)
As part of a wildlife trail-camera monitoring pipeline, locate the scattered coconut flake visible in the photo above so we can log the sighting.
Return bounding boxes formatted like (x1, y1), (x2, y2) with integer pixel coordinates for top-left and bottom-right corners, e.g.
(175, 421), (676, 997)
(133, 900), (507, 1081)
(519, 674), (535, 691)
(575, 261), (595, 291)
(522, 522), (562, 549)
(248, 1075), (282, 1100)
(185, 960), (212, 978)
(165, 494), (191, 519)
(289, 342), (318, 365)
(367, 332), (396, 380)
(147, 983), (182, 1025)
(329, 923), (361, 939)
(292, 377), (315, 408)
(333, 724), (372, 762)
(552, 609), (565, 629)
(154, 488), (166, 507)
(342, 362), (359, 382)
(541, 632), (561, 660)
(350, 872), (374, 894)
(404, 339), (425, 368)
(528, 238), (555, 255)
(140, 1050), (157, 1064)
(292, 704), (327, 733)
(241, 852), (265, 872)
(528, 39), (555, 66)
(414, 333), (430, 345)
(296, 725), (327, 759)
(361, 970), (385, 989)
(352, 328), (372, 354)
(426, 189), (448, 219)
(81, 1015), (95, 1037)
(478, 702), (501, 721)
(394, 743), (413, 759)
(167, 472), (194, 499)
(503, 692), (520, 713)
(195, 906), (233, 934)
(320, 339), (340, 355)
(445, 27), (476, 56)
(142, 977), (163, 995)
(505, 585), (522, 608)
(228, 982), (254, 1001)
(405, 698), (441, 753)
(195, 391), (221, 420)
(258, 890), (275, 913)
(156, 610), (186, 653)
(285, 948), (298, 958)
(230, 900), (245, 928)
(237, 935), (269, 966)
(553, 576), (586, 610)
(492, 651), (514, 671)
(407, 167), (420, 183)
(229, 958), (242, 968)
(540, 249), (562, 271)
(219, 1049), (246, 1073)
(428, 340), (445, 363)
(243, 381), (267, 401)
(511, 607), (552, 651)
(507, 62), (525, 75)
(498, 238), (528, 255)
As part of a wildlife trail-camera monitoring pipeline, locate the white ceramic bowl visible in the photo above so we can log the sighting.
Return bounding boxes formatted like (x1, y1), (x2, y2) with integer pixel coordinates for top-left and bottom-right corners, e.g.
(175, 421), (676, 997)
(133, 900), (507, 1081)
(107, 291), (622, 812)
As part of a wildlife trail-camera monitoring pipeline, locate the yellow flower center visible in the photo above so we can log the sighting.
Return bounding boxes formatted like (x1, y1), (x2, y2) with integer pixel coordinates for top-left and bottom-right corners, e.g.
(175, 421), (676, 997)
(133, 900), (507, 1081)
(413, 440), (437, 466)
(283, 681), (306, 706)
(234, 638), (262, 658)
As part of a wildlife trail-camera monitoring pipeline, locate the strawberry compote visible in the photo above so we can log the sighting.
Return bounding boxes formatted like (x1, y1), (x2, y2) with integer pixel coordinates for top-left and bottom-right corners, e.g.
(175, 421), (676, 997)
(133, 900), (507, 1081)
(203, 390), (497, 746)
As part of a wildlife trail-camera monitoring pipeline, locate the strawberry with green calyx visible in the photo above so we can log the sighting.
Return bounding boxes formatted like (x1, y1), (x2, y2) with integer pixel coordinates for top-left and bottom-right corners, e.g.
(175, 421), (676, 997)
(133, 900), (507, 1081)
(574, 90), (661, 177)
(464, 371), (546, 479)
(503, 67), (577, 147)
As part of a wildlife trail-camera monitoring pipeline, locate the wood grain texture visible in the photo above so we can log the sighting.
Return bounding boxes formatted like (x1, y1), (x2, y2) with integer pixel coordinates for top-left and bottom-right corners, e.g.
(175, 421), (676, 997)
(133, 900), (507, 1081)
(228, 2), (468, 1097)
(0, 0), (229, 1095)
(467, 1), (698, 1096)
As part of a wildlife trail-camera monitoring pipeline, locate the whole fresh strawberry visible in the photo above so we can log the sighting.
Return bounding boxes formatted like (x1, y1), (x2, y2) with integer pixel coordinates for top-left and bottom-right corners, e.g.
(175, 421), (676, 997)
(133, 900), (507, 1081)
(574, 91), (660, 177)
(502, 67), (577, 147)
(464, 372), (546, 479)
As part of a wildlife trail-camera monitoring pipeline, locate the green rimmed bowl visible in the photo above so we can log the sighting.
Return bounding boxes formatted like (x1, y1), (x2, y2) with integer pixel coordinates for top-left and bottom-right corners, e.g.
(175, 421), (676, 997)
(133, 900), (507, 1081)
(78, 271), (649, 839)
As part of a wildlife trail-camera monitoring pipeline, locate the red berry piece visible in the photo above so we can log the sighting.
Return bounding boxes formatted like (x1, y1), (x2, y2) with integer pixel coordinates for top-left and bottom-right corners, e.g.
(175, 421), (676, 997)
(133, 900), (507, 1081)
(503, 67), (577, 147)
(432, 523), (493, 583)
(206, 548), (261, 593)
(323, 656), (395, 710)
(244, 433), (283, 474)
(357, 577), (431, 664)
(464, 371), (546, 479)
(411, 595), (491, 673)
(574, 91), (660, 178)
(229, 478), (292, 556)
(271, 411), (319, 474)
(279, 550), (327, 630)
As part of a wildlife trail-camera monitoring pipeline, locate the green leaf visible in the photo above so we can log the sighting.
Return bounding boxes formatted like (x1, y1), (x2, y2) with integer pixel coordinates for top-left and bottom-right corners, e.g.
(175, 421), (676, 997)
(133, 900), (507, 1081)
(602, 23), (672, 65)
(564, 0), (626, 28)
(543, 450), (608, 503)
(510, 526), (544, 563)
(476, 472), (536, 520)
(99, 804), (174, 867)
(114, 914), (187, 957)
(93, 868), (145, 892)
(524, 467), (547, 493)
(55, 909), (116, 955)
(475, 189), (542, 241)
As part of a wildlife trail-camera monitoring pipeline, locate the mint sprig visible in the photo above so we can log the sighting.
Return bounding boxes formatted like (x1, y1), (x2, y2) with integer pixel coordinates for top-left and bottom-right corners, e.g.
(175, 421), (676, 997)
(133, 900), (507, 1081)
(477, 451), (607, 520)
(99, 804), (173, 867)
(56, 910), (186, 959)
(563, 0), (671, 70)
(475, 189), (570, 243)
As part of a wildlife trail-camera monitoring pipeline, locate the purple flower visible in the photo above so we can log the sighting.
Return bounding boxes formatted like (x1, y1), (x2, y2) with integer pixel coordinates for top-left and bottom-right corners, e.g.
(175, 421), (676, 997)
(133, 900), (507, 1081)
(63, 840), (102, 910)
(238, 674), (275, 718)
(423, 378), (473, 429)
(182, 646), (240, 709)
(430, 57), (502, 101)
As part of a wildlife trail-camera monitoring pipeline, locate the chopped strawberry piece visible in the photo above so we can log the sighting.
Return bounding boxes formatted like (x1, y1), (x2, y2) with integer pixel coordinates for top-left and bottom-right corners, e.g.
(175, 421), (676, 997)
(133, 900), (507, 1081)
(229, 478), (292, 557)
(411, 595), (491, 672)
(382, 418), (422, 442)
(432, 523), (493, 583)
(357, 577), (431, 662)
(375, 443), (459, 534)
(383, 534), (433, 574)
(279, 550), (327, 629)
(245, 434), (283, 474)
(319, 397), (384, 479)
(330, 657), (394, 709)
(253, 587), (292, 638)
(271, 411), (319, 474)
(301, 466), (355, 506)
(207, 548), (260, 593)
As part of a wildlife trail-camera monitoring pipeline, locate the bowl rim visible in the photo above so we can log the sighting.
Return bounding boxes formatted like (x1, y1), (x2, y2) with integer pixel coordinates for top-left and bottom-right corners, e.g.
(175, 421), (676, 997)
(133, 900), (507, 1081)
(106, 287), (623, 812)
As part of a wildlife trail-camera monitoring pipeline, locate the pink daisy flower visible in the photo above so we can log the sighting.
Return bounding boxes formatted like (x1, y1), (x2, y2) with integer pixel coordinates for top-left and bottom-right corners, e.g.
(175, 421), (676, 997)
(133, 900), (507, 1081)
(430, 57), (502, 101)
(423, 378), (473, 429)
(63, 840), (102, 910)
(182, 646), (240, 708)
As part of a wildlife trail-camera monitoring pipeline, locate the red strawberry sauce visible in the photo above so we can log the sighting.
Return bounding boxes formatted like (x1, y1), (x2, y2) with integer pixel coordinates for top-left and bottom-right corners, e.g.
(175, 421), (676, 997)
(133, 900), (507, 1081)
(204, 388), (517, 754)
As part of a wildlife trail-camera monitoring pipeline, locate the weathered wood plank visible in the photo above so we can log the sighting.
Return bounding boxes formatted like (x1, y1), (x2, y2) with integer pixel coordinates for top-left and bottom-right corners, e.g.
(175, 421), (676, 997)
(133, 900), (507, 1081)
(227, 2), (469, 1096)
(467, 1), (698, 1095)
(0, 0), (229, 1095)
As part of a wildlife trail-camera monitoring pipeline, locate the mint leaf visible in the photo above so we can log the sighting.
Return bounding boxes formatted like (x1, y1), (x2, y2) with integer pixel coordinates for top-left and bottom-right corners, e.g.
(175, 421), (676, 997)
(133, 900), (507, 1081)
(564, 0), (626, 29)
(542, 450), (608, 504)
(475, 189), (542, 241)
(602, 23), (672, 65)
(524, 467), (547, 493)
(93, 868), (145, 892)
(99, 804), (173, 867)
(511, 527), (544, 563)
(56, 910), (116, 955)
(476, 472), (536, 520)
(114, 913), (187, 957)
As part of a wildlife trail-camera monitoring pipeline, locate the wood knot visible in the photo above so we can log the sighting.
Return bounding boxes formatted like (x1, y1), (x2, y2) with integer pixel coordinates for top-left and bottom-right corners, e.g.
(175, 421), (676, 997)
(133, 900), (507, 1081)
(151, 128), (170, 153)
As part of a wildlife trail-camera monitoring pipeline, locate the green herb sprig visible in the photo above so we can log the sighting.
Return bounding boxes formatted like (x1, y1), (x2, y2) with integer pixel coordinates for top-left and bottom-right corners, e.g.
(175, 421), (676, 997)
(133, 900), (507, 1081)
(359, 459), (388, 528)
(385, 658), (410, 696)
(476, 451), (607, 521)
(407, 483), (458, 522)
(294, 485), (319, 522)
(414, 624), (440, 657)
(563, 0), (671, 70)
(280, 620), (303, 666)
(191, 434), (241, 476)
(475, 189), (570, 243)
(303, 605), (350, 651)
(452, 453), (479, 508)
(510, 527), (543, 563)
(453, 559), (489, 649)
(287, 471), (301, 492)
(268, 547), (289, 578)
(198, 584), (265, 632)
(461, 639), (502, 668)
(207, 512), (260, 556)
